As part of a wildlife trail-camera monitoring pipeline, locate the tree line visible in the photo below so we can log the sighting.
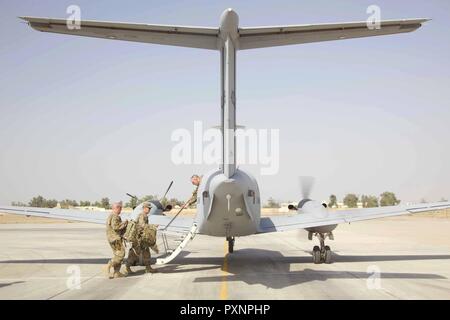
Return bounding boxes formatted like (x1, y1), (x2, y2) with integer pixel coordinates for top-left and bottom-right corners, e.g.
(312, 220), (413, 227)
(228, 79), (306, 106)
(12, 195), (185, 209)
(263, 191), (402, 209)
(328, 192), (400, 208)
(15, 192), (441, 210)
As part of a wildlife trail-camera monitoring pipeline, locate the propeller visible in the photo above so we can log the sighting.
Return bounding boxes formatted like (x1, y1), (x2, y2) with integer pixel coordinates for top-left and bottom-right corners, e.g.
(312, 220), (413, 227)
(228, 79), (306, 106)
(299, 176), (315, 200)
(125, 193), (138, 210)
(126, 193), (138, 200)
(160, 181), (174, 211)
(296, 176), (316, 240)
(160, 180), (173, 201)
(125, 180), (174, 211)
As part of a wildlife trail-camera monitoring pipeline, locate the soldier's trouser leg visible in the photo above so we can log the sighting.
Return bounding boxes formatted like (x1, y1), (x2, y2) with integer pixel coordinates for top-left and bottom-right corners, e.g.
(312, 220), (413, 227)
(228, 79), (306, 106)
(109, 240), (125, 273)
(126, 242), (141, 267)
(142, 246), (157, 273)
(142, 247), (151, 267)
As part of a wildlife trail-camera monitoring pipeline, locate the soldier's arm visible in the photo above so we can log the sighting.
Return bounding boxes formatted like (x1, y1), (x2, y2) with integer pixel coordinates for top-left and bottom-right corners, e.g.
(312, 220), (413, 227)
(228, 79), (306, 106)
(137, 215), (143, 226)
(111, 215), (127, 231)
(188, 195), (197, 205)
(185, 188), (198, 206)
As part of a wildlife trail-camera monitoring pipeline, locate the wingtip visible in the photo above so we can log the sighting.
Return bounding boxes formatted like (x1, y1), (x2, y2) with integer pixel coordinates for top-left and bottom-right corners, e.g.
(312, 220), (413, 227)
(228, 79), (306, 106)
(419, 18), (432, 23)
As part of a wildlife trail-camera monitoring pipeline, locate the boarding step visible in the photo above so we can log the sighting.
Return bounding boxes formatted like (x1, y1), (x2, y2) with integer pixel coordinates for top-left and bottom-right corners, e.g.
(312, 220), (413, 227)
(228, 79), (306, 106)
(156, 223), (198, 265)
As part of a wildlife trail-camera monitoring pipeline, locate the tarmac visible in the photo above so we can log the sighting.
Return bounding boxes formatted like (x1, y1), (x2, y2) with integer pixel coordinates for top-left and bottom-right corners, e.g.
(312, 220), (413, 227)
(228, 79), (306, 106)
(0, 215), (449, 299)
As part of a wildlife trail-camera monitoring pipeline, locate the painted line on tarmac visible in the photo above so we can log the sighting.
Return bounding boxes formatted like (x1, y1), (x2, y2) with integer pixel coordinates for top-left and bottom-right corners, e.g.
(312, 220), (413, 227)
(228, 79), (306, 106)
(219, 241), (228, 300)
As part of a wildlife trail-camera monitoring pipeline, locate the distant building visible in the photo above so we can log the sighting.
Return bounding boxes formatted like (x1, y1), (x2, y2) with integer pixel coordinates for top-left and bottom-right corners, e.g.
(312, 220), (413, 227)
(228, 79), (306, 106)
(278, 202), (298, 213)
(77, 206), (106, 212)
(336, 201), (364, 209)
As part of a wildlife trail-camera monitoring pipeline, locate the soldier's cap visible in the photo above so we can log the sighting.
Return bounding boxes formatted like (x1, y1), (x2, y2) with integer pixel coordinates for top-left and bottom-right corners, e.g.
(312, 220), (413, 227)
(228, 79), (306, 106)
(142, 202), (153, 209)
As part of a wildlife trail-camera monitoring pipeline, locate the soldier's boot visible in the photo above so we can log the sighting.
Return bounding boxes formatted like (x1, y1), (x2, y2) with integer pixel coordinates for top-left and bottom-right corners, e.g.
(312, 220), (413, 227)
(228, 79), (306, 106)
(123, 264), (134, 275)
(103, 261), (113, 278)
(145, 265), (158, 273)
(113, 271), (126, 278)
(151, 245), (159, 254)
(112, 265), (126, 279)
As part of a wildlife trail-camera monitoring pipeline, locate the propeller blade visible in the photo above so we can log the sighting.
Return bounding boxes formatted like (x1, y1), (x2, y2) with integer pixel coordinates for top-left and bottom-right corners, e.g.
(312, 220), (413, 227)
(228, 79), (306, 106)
(161, 181), (174, 201)
(298, 176), (315, 199)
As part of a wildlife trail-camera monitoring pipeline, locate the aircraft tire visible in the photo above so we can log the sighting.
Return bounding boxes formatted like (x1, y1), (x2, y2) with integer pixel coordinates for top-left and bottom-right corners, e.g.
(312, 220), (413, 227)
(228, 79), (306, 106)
(324, 245), (332, 264)
(227, 237), (234, 253)
(312, 246), (321, 264)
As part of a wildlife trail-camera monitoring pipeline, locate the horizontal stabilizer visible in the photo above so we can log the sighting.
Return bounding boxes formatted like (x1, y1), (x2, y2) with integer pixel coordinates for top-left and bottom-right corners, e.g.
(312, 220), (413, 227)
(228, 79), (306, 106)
(19, 16), (219, 50)
(238, 18), (429, 49)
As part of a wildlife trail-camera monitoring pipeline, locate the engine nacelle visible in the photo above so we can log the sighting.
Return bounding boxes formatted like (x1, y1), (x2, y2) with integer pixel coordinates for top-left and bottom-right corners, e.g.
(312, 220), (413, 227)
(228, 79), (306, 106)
(289, 199), (328, 216)
(288, 198), (337, 235)
(128, 200), (172, 221)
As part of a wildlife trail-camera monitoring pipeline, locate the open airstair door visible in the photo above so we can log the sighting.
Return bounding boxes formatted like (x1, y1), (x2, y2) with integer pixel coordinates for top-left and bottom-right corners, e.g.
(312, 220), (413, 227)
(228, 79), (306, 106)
(156, 223), (198, 265)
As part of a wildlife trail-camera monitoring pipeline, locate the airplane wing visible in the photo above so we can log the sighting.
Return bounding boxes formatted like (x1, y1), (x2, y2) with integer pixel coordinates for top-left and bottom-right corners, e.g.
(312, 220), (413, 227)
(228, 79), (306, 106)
(259, 201), (450, 233)
(19, 16), (219, 50)
(0, 205), (193, 234)
(238, 18), (429, 50)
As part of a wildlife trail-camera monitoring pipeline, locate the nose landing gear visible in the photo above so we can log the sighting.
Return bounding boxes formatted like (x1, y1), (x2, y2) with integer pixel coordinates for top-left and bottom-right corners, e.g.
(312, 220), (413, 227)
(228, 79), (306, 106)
(227, 236), (235, 253)
(310, 232), (333, 264)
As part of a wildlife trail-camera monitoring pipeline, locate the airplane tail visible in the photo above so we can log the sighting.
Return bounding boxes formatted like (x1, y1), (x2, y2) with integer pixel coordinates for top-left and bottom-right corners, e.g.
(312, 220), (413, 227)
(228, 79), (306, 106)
(20, 12), (429, 179)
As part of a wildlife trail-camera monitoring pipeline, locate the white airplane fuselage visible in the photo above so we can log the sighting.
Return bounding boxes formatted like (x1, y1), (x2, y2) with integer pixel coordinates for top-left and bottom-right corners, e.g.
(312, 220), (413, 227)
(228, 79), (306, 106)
(196, 168), (261, 237)
(194, 9), (262, 237)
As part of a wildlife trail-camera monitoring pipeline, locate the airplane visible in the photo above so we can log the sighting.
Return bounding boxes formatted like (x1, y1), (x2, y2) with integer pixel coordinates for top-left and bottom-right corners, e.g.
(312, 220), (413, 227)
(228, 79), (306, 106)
(2, 8), (449, 266)
(125, 181), (174, 213)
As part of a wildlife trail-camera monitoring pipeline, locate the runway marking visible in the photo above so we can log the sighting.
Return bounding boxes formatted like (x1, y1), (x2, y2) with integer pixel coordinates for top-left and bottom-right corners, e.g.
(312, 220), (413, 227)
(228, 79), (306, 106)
(219, 241), (228, 300)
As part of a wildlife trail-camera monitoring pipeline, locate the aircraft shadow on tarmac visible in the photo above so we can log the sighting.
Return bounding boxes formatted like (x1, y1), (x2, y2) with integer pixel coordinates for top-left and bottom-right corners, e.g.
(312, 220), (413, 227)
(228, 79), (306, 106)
(0, 281), (24, 289)
(1, 250), (450, 266)
(194, 268), (446, 289)
(0, 258), (110, 264)
(0, 251), (193, 266)
(186, 249), (448, 289)
(0, 249), (448, 288)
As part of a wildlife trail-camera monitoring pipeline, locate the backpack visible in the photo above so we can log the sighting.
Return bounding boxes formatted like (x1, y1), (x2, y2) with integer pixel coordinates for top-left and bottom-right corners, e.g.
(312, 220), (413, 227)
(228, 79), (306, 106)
(141, 224), (157, 247)
(123, 220), (138, 242)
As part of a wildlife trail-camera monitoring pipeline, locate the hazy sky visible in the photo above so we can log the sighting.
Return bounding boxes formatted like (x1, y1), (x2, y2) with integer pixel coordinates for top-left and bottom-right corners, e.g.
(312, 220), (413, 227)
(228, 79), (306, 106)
(1, 0), (449, 205)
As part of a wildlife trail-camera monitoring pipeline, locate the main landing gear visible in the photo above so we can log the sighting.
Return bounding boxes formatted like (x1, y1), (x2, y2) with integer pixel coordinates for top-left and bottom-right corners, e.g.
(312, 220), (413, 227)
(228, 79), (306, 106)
(227, 236), (235, 253)
(309, 232), (333, 264)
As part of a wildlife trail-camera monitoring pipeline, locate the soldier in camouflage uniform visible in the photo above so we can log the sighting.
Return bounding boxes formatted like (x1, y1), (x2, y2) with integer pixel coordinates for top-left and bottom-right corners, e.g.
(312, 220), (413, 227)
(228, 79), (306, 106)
(104, 201), (128, 279)
(182, 174), (201, 209)
(125, 202), (159, 274)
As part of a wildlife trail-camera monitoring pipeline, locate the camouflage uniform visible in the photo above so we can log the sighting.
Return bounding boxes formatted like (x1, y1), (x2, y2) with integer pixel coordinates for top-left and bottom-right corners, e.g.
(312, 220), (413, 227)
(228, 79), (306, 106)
(126, 208), (158, 273)
(187, 185), (199, 206)
(106, 213), (128, 275)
